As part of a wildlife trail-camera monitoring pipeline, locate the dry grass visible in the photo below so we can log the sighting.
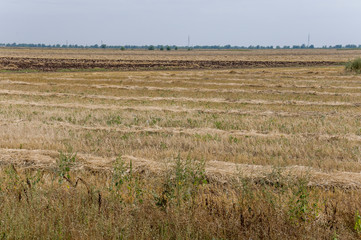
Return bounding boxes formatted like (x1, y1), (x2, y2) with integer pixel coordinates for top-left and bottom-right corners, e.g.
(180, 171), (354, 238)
(1, 156), (361, 239)
(0, 49), (361, 239)
(0, 66), (360, 171)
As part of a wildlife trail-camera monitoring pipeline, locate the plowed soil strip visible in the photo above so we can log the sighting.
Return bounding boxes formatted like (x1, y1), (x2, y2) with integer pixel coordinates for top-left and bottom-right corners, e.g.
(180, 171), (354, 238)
(0, 57), (341, 71)
(0, 89), (360, 107)
(1, 148), (361, 189)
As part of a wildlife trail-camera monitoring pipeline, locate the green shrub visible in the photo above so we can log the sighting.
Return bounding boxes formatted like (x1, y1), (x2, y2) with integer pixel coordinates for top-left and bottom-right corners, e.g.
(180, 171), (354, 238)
(56, 149), (77, 183)
(345, 58), (361, 73)
(110, 155), (144, 204)
(355, 211), (361, 235)
(154, 155), (207, 208)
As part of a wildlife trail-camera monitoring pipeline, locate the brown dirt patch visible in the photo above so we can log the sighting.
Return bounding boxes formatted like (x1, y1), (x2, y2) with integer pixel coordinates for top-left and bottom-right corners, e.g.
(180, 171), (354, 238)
(0, 57), (342, 71)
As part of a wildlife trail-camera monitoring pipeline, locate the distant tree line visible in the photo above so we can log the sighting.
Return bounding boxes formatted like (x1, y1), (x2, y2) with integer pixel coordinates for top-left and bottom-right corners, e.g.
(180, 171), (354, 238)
(0, 42), (361, 50)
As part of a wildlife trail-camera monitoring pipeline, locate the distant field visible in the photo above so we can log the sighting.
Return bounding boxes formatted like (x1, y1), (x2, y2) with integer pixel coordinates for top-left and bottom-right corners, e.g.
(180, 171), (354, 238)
(1, 48), (360, 71)
(0, 48), (361, 239)
(1, 48), (361, 61)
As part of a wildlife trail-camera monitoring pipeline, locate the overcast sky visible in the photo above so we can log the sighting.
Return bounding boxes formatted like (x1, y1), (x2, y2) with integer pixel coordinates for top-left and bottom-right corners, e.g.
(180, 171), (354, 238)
(1, 0), (360, 47)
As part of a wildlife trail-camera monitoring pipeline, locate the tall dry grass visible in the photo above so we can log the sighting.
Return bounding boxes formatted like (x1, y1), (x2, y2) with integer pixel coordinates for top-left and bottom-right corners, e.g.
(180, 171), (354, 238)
(1, 154), (361, 239)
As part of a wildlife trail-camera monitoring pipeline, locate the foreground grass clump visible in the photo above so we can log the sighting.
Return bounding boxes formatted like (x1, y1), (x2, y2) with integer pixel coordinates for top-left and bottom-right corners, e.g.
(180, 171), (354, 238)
(345, 58), (361, 73)
(0, 154), (361, 239)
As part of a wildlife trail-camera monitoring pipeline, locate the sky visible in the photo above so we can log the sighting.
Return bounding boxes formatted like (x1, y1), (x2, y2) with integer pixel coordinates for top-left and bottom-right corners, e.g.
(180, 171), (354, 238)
(1, 0), (361, 47)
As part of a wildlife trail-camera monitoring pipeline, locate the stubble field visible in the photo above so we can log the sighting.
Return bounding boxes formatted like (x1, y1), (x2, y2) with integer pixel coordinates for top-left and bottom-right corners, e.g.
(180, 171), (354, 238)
(0, 48), (361, 239)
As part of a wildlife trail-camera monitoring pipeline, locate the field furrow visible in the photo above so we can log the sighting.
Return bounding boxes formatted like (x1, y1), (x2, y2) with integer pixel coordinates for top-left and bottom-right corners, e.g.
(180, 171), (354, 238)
(1, 89), (360, 107)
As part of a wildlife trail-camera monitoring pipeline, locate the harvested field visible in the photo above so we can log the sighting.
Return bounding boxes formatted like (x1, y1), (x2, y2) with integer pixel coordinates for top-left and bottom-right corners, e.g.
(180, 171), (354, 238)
(0, 59), (360, 172)
(1, 48), (361, 239)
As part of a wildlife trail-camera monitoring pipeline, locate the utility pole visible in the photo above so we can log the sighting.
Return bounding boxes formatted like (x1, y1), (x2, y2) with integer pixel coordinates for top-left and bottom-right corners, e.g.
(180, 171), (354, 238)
(307, 34), (310, 48)
(188, 35), (190, 49)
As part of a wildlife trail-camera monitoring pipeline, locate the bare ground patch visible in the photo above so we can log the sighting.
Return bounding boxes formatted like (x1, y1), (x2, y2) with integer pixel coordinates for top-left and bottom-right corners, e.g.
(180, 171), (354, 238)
(0, 57), (341, 71)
